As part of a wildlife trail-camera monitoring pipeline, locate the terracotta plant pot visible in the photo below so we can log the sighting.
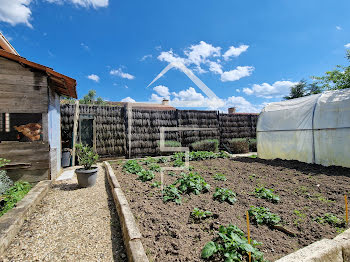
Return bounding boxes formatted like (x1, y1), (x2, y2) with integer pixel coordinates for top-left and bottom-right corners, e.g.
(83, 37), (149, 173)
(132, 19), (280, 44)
(75, 167), (98, 188)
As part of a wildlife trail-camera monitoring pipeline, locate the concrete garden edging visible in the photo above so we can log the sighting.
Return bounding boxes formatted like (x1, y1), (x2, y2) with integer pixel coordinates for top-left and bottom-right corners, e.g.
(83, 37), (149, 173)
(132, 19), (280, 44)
(0, 180), (51, 256)
(104, 161), (149, 262)
(276, 228), (350, 262)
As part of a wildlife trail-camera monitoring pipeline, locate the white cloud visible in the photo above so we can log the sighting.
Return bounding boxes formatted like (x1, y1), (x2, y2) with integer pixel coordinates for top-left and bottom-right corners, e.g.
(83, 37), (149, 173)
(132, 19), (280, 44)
(236, 89), (240, 93)
(221, 66), (254, 82)
(336, 26), (342, 31)
(209, 61), (223, 75)
(0, 0), (32, 27)
(223, 45), (249, 60)
(184, 41), (221, 67)
(141, 54), (152, 61)
(158, 50), (188, 65)
(110, 68), (135, 80)
(121, 97), (135, 102)
(81, 42), (89, 51)
(46, 0), (108, 8)
(345, 43), (350, 48)
(243, 80), (298, 98)
(225, 96), (261, 113)
(153, 85), (170, 97)
(149, 93), (164, 103)
(155, 86), (261, 112)
(87, 74), (100, 82)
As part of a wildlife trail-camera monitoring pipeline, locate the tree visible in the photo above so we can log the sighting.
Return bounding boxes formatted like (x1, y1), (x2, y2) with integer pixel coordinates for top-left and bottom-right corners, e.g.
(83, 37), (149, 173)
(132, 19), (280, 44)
(284, 80), (308, 100)
(79, 90), (106, 105)
(312, 50), (350, 90)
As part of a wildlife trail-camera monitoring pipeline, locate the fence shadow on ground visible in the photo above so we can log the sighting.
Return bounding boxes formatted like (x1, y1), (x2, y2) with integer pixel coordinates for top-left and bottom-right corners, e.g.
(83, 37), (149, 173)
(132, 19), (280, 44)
(103, 167), (128, 262)
(233, 157), (350, 178)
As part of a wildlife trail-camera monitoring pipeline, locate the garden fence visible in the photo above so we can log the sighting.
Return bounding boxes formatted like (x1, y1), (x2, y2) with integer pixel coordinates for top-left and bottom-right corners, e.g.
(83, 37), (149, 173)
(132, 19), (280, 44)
(61, 104), (258, 158)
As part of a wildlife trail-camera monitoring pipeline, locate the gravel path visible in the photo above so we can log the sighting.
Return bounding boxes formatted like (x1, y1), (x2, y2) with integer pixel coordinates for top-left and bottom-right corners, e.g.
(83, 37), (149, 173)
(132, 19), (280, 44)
(1, 164), (127, 262)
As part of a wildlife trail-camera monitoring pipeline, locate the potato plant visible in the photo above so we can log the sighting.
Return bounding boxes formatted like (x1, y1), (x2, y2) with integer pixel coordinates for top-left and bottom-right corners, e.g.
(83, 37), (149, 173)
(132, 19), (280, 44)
(213, 173), (227, 181)
(123, 160), (143, 174)
(162, 185), (182, 204)
(213, 188), (237, 204)
(254, 186), (280, 203)
(191, 207), (212, 221)
(201, 224), (266, 262)
(137, 170), (155, 182)
(248, 206), (281, 227)
(176, 172), (210, 195)
(149, 163), (161, 172)
(314, 213), (345, 227)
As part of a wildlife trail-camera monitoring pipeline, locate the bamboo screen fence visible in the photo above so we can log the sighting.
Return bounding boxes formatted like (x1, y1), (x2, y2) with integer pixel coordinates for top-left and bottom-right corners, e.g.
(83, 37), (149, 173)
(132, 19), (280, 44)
(61, 104), (258, 158)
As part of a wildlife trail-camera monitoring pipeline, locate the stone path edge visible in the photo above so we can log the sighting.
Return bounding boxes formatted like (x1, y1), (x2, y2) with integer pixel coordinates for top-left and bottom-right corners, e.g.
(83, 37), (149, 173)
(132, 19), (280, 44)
(0, 180), (52, 256)
(104, 161), (149, 262)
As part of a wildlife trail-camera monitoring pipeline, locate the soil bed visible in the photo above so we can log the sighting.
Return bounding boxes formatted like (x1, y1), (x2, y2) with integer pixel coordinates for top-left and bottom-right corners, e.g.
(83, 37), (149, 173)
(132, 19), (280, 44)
(111, 157), (350, 261)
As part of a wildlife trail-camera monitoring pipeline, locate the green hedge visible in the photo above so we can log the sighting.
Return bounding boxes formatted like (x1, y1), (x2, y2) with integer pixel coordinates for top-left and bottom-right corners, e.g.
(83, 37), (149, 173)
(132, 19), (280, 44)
(226, 138), (249, 154)
(190, 139), (219, 152)
(248, 138), (257, 152)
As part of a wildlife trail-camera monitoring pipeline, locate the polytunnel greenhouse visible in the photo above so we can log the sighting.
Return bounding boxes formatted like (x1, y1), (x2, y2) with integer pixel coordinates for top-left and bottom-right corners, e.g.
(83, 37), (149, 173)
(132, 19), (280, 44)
(257, 88), (350, 168)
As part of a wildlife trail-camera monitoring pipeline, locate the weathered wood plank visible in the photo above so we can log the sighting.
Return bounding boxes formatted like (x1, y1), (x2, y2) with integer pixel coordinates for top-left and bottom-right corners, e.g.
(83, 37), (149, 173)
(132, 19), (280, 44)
(0, 74), (47, 87)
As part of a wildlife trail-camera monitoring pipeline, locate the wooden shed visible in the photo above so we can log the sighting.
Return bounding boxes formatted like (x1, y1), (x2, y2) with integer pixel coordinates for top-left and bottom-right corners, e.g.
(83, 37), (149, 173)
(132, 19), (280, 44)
(0, 33), (77, 182)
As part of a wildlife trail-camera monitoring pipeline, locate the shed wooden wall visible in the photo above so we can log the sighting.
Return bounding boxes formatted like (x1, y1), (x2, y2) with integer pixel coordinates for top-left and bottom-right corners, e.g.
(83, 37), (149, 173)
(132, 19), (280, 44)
(0, 56), (51, 182)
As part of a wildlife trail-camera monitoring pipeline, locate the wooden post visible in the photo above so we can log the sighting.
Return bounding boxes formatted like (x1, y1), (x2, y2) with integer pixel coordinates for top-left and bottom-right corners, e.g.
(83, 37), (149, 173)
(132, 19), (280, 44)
(345, 195), (349, 225)
(246, 210), (252, 262)
(72, 100), (80, 166)
(93, 118), (97, 153)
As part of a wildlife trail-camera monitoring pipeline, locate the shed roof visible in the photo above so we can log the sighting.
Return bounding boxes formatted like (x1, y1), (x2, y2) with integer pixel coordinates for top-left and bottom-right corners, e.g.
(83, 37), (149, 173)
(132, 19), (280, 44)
(0, 49), (77, 98)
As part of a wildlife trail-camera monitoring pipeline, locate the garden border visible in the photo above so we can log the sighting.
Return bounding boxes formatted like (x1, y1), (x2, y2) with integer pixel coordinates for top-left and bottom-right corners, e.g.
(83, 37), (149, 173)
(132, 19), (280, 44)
(0, 180), (51, 256)
(104, 161), (149, 262)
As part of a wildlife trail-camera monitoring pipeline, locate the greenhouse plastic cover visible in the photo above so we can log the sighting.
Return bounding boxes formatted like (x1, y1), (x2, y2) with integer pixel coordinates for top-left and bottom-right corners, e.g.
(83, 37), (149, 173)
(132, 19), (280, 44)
(257, 88), (350, 168)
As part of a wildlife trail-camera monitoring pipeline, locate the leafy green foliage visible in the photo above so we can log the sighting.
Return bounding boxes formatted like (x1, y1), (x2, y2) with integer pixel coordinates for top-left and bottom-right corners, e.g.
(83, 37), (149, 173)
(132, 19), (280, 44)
(79, 89), (106, 105)
(0, 158), (10, 168)
(123, 160), (143, 174)
(247, 138), (257, 152)
(162, 185), (182, 204)
(254, 186), (280, 203)
(143, 157), (157, 165)
(201, 224), (266, 262)
(314, 213), (345, 227)
(157, 157), (168, 163)
(0, 181), (32, 217)
(149, 163), (161, 172)
(248, 206), (281, 227)
(173, 158), (185, 167)
(150, 181), (162, 188)
(137, 170), (155, 182)
(189, 151), (217, 161)
(312, 51), (350, 90)
(213, 188), (237, 204)
(213, 173), (227, 181)
(75, 143), (99, 170)
(217, 151), (230, 158)
(191, 139), (219, 152)
(191, 207), (212, 220)
(176, 173), (210, 195)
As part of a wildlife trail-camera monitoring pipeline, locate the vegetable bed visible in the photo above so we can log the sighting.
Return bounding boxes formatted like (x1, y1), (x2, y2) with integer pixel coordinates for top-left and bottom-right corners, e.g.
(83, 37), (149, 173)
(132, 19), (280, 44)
(111, 154), (350, 261)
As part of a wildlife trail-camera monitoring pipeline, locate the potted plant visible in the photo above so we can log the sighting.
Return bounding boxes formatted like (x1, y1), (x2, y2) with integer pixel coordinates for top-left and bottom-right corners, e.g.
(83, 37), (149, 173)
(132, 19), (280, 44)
(75, 143), (99, 187)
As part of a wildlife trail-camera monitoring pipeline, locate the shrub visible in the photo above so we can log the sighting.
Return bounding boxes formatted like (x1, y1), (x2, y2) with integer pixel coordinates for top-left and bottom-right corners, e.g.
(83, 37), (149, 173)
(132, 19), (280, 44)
(0, 181), (32, 217)
(227, 138), (249, 154)
(248, 206), (281, 227)
(254, 186), (280, 203)
(201, 224), (266, 261)
(191, 139), (219, 152)
(248, 138), (257, 152)
(213, 188), (237, 204)
(75, 143), (99, 170)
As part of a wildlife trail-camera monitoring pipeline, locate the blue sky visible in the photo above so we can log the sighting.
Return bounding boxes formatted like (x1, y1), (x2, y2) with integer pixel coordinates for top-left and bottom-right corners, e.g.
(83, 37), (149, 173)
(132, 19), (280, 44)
(1, 0), (350, 112)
